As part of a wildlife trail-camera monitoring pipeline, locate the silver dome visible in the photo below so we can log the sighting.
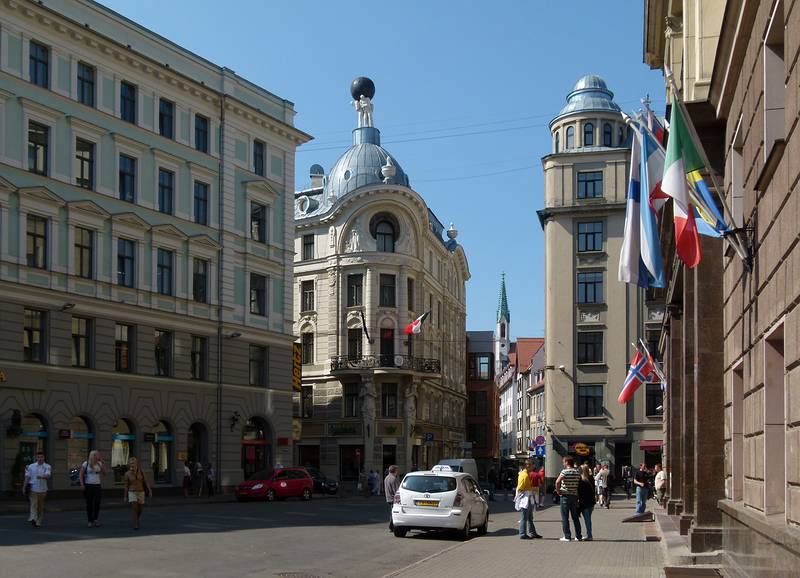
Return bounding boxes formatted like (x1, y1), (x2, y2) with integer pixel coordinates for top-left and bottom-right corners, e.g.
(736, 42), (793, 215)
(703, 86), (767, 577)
(550, 74), (621, 125)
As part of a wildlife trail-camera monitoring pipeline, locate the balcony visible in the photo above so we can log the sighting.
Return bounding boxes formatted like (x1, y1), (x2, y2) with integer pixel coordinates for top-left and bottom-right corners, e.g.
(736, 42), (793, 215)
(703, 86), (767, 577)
(330, 354), (441, 373)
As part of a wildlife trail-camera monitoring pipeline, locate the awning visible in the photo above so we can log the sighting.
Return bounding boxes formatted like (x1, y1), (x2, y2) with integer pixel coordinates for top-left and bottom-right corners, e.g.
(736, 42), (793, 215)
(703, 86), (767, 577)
(639, 440), (663, 451)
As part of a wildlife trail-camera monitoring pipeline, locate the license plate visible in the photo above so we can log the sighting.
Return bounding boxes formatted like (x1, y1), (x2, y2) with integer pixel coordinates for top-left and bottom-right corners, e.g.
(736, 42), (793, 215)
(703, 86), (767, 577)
(415, 500), (439, 507)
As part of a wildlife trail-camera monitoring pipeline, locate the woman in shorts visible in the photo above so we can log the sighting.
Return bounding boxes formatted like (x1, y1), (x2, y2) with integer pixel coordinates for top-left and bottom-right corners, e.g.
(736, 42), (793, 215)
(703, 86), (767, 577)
(123, 457), (151, 530)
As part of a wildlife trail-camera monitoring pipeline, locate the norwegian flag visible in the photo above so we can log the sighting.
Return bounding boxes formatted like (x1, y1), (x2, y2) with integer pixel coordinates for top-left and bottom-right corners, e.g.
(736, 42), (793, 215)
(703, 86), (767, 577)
(618, 351), (656, 404)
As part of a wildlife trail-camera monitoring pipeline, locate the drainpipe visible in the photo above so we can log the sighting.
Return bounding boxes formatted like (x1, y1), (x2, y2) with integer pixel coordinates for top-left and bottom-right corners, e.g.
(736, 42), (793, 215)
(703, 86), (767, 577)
(215, 94), (226, 493)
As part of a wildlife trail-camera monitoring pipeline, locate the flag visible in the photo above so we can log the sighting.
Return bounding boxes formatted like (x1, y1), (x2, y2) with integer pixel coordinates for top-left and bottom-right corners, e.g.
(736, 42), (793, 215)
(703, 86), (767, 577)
(403, 311), (430, 335)
(687, 170), (730, 238)
(619, 125), (665, 288)
(642, 103), (666, 146)
(618, 351), (656, 404)
(662, 94), (702, 268)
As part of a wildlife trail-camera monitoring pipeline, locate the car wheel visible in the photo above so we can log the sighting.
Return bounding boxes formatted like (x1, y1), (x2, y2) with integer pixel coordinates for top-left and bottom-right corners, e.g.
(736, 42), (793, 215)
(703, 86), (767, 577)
(302, 488), (312, 501)
(477, 512), (488, 536)
(393, 526), (408, 538)
(460, 515), (471, 541)
(266, 489), (276, 502)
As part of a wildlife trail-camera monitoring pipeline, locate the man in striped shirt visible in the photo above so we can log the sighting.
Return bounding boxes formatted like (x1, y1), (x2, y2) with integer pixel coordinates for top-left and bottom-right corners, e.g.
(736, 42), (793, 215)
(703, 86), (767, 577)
(555, 456), (582, 541)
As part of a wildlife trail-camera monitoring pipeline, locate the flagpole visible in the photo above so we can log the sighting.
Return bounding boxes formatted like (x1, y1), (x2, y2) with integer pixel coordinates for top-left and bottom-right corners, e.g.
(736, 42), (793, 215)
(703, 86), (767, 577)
(664, 67), (751, 266)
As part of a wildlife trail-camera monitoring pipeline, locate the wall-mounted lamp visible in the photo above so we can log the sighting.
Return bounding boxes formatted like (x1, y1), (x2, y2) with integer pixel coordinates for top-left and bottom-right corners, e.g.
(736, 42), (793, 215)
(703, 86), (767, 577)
(558, 365), (566, 372)
(229, 411), (241, 432)
(60, 303), (76, 311)
(225, 332), (242, 339)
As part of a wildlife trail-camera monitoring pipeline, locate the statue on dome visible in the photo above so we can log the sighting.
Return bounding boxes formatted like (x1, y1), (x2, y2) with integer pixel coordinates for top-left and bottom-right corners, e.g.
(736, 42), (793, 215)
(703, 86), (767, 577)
(353, 94), (374, 128)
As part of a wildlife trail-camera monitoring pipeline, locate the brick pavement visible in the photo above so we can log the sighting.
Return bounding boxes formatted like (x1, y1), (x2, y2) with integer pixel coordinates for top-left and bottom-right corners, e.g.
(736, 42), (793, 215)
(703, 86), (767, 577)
(387, 497), (665, 578)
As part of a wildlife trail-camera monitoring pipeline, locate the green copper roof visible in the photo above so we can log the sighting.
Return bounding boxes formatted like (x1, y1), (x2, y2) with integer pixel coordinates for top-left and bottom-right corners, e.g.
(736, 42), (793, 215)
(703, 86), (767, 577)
(497, 273), (510, 323)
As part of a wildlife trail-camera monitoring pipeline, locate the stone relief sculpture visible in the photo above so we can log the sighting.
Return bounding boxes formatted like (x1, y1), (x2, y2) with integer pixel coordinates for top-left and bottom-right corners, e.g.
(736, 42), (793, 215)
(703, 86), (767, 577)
(404, 384), (417, 419)
(328, 225), (337, 249)
(345, 227), (362, 253)
(353, 95), (374, 128)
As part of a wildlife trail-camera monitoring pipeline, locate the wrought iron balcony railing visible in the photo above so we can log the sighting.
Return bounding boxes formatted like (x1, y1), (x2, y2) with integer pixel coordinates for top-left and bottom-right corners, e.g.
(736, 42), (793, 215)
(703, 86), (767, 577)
(330, 354), (441, 373)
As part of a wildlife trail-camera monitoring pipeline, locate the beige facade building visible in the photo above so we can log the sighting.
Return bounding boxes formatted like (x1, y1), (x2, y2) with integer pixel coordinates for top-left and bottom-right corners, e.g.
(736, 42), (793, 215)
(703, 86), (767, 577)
(537, 76), (664, 482)
(292, 79), (469, 482)
(0, 0), (309, 492)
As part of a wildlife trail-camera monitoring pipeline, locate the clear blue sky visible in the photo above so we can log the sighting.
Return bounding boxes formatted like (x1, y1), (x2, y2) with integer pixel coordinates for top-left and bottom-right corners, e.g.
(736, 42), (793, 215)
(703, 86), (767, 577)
(100, 0), (664, 339)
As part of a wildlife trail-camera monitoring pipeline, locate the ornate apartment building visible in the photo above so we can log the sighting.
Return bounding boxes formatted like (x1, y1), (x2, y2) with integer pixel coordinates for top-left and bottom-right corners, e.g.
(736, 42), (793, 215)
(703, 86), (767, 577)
(0, 0), (310, 492)
(292, 79), (470, 481)
(537, 75), (664, 482)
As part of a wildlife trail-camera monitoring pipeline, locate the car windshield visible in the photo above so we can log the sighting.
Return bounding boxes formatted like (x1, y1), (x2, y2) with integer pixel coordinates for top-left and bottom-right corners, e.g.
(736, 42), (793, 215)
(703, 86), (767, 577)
(402, 475), (457, 493)
(248, 469), (273, 481)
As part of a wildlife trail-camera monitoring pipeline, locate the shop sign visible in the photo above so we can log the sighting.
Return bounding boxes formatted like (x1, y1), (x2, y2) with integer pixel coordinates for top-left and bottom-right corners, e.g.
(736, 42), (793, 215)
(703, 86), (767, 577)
(569, 442), (593, 456)
(447, 431), (464, 442)
(277, 437), (290, 446)
(58, 429), (71, 440)
(112, 433), (136, 441)
(328, 423), (361, 436)
(292, 343), (302, 392)
(143, 433), (155, 442)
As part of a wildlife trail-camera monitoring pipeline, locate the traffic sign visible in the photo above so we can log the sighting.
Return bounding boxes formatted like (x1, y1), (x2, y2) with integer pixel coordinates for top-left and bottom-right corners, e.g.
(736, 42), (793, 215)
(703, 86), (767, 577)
(534, 445), (546, 457)
(424, 432), (434, 442)
(534, 435), (546, 446)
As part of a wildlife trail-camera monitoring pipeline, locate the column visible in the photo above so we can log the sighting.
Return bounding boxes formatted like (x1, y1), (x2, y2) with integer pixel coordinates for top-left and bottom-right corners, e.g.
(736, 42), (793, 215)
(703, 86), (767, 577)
(666, 313), (684, 515)
(364, 268), (374, 356)
(360, 376), (377, 475)
(398, 266), (408, 358)
(404, 380), (420, 472)
(680, 265), (696, 535)
(689, 236), (724, 551)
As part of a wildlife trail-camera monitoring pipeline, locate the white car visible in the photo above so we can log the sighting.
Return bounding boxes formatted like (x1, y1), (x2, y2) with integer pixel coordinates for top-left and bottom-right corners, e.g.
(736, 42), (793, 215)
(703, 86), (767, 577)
(391, 465), (489, 539)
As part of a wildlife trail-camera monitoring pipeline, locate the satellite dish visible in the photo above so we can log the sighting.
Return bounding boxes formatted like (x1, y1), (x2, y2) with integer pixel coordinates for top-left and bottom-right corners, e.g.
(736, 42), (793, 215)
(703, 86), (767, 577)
(394, 355), (405, 368)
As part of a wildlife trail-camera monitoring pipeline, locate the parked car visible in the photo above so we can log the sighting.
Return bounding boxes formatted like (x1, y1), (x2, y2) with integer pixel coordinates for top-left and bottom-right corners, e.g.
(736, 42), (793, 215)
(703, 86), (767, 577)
(235, 467), (313, 502)
(436, 458), (479, 481)
(391, 465), (489, 540)
(303, 466), (339, 495)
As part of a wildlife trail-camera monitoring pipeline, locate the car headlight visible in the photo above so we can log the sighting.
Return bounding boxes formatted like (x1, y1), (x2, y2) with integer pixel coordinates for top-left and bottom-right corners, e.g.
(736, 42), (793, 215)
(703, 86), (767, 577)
(251, 483), (263, 490)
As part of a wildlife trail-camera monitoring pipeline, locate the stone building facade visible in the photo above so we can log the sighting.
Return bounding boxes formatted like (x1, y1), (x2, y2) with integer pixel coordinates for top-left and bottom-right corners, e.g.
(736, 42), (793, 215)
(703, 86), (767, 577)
(644, 0), (800, 570)
(0, 0), (309, 492)
(465, 330), (498, 479)
(537, 75), (664, 483)
(293, 81), (469, 482)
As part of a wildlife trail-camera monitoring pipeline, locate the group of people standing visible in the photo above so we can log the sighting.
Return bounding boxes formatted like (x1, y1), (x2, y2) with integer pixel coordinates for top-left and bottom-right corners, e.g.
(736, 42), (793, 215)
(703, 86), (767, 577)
(22, 451), (153, 530)
(181, 461), (216, 498)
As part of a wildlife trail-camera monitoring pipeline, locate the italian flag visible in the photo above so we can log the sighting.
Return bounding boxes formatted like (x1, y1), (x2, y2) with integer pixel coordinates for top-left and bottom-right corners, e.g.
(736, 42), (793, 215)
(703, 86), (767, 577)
(403, 311), (430, 335)
(661, 94), (702, 268)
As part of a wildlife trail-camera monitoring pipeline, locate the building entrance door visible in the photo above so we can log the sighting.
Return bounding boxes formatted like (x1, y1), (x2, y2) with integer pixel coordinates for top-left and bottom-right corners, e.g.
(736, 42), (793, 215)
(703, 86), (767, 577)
(382, 445), (396, 477)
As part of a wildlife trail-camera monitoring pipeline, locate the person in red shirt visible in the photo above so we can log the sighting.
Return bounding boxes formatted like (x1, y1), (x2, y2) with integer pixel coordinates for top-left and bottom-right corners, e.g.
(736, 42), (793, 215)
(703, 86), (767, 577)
(528, 466), (544, 509)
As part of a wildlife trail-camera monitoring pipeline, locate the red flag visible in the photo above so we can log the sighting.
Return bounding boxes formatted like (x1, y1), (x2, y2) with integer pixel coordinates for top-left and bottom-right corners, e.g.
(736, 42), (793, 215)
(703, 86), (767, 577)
(618, 351), (655, 404)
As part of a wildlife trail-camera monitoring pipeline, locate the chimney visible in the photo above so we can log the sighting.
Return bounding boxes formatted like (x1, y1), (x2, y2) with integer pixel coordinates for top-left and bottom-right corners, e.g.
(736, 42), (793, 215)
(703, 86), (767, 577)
(309, 164), (324, 189)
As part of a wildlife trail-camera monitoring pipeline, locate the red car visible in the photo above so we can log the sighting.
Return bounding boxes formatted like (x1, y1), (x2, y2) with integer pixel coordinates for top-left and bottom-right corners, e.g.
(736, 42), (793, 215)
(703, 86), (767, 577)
(235, 467), (313, 502)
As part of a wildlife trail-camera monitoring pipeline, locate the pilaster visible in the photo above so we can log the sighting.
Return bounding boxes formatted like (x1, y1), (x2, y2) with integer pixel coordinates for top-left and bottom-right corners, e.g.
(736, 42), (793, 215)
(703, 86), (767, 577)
(680, 265), (696, 534)
(667, 311), (684, 516)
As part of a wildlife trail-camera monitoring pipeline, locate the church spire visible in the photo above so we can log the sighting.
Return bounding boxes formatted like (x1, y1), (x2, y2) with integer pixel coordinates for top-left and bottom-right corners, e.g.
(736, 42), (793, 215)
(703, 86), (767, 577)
(497, 273), (510, 323)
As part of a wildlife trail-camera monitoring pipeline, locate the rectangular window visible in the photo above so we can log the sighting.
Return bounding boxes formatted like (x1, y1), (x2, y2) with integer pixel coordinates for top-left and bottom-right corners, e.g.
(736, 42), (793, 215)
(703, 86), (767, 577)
(379, 274), (396, 307)
(467, 423), (488, 449)
(577, 171), (603, 199)
(77, 62), (95, 107)
(119, 154), (136, 203)
(250, 202), (266, 243)
(301, 332), (314, 365)
(28, 122), (49, 175)
(194, 114), (209, 153)
(156, 248), (173, 296)
(382, 383), (398, 418)
(645, 383), (662, 416)
(577, 222), (603, 252)
(71, 316), (91, 368)
(380, 328), (394, 358)
(763, 1), (785, 161)
(577, 271), (603, 303)
(29, 41), (49, 88)
(576, 384), (604, 418)
(74, 138), (94, 190)
(191, 335), (207, 380)
(301, 385), (313, 418)
(159, 98), (174, 139)
(347, 274), (363, 307)
(117, 238), (135, 287)
(115, 324), (132, 372)
(26, 214), (47, 269)
(407, 278), (414, 310)
(301, 280), (314, 312)
(74, 226), (93, 279)
(194, 181), (209, 225)
(158, 169), (174, 215)
(302, 234), (314, 260)
(250, 273), (266, 316)
(468, 391), (488, 416)
(347, 328), (362, 360)
(577, 331), (603, 364)
(154, 329), (172, 376)
(344, 383), (359, 417)
(249, 344), (267, 386)
(193, 259), (208, 303)
(120, 81), (137, 124)
(253, 140), (265, 176)
(23, 309), (45, 363)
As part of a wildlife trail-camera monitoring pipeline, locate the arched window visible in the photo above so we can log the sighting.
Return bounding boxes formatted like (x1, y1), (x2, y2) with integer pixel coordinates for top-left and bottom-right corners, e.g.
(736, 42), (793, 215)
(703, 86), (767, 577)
(111, 418), (136, 483)
(187, 422), (208, 467)
(603, 123), (613, 147)
(555, 132), (560, 153)
(583, 123), (594, 146)
(500, 323), (506, 338)
(566, 126), (575, 149)
(150, 420), (173, 484)
(67, 416), (94, 485)
(19, 413), (48, 467)
(618, 126), (625, 146)
(375, 220), (395, 252)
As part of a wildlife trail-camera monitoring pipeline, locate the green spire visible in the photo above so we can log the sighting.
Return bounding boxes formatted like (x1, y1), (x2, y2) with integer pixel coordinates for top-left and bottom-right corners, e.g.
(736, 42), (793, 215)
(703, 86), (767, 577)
(497, 273), (510, 323)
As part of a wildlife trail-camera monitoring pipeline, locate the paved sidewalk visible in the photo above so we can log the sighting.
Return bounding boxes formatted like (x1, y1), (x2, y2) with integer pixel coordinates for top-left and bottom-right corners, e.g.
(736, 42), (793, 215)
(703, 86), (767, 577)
(389, 497), (664, 578)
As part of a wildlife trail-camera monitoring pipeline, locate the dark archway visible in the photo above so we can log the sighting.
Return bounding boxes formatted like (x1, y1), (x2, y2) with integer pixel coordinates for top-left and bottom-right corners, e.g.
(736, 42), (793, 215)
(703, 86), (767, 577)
(187, 422), (209, 466)
(112, 418), (136, 484)
(241, 417), (272, 479)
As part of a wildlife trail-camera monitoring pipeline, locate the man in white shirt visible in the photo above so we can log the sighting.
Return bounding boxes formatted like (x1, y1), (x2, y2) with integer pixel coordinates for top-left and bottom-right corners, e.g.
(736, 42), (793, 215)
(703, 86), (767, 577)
(24, 451), (51, 527)
(654, 464), (667, 507)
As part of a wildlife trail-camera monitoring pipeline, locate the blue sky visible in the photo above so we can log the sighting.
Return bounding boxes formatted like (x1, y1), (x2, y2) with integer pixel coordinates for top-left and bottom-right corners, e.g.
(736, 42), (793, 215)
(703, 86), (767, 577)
(100, 0), (664, 339)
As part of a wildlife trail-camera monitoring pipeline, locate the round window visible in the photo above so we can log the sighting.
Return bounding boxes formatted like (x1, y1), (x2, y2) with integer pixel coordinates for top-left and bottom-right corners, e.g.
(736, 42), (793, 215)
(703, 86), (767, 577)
(343, 170), (351, 180)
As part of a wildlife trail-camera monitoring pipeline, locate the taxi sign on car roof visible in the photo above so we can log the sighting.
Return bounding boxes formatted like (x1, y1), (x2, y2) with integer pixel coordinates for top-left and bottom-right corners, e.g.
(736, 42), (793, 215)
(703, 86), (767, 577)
(431, 465), (452, 472)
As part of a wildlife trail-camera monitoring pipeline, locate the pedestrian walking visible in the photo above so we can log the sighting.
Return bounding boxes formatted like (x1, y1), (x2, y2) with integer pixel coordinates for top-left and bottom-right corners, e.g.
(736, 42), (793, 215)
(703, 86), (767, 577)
(654, 464), (667, 507)
(123, 457), (151, 530)
(384, 465), (400, 531)
(633, 463), (650, 514)
(528, 465), (543, 510)
(595, 463), (609, 509)
(515, 460), (542, 539)
(554, 456), (582, 541)
(182, 461), (192, 497)
(622, 465), (633, 499)
(577, 464), (595, 541)
(23, 451), (51, 528)
(80, 450), (107, 527)
(368, 470), (380, 495)
(487, 467), (497, 501)
(206, 463), (215, 497)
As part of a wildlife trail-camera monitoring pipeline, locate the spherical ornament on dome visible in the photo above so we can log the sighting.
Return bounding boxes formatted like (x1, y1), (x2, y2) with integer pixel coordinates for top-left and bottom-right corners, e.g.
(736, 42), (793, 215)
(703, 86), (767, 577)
(351, 77), (376, 100)
(447, 223), (458, 240)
